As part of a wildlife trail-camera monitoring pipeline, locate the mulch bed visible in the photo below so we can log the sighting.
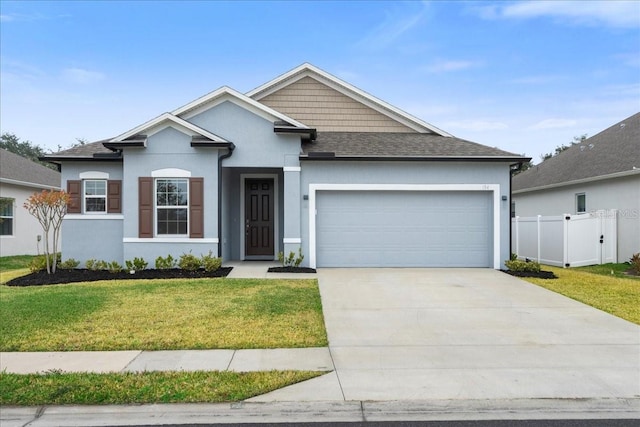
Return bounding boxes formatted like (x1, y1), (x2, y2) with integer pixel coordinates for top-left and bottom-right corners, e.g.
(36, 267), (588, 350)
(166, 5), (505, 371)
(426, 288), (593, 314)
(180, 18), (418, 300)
(5, 267), (233, 287)
(267, 266), (317, 273)
(502, 269), (557, 279)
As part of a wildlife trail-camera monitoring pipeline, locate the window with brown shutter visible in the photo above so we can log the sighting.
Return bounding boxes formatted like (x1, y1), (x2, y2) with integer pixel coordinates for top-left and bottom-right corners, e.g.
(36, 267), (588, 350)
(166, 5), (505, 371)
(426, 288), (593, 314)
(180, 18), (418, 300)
(190, 177), (204, 238)
(107, 180), (122, 213)
(67, 180), (81, 213)
(139, 177), (153, 238)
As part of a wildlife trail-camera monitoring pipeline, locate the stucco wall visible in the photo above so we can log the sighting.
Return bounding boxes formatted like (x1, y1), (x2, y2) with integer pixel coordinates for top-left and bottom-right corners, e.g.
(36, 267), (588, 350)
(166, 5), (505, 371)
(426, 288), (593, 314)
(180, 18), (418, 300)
(299, 161), (513, 268)
(512, 175), (640, 261)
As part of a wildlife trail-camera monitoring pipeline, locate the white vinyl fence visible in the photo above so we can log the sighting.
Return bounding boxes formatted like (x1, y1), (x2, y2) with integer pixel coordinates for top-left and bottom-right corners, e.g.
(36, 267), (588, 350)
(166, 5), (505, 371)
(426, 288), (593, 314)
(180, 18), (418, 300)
(511, 209), (617, 267)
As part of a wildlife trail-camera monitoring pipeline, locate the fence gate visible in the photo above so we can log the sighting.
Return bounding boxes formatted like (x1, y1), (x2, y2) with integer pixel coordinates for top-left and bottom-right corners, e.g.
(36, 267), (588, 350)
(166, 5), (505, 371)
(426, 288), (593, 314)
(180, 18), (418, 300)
(512, 210), (617, 267)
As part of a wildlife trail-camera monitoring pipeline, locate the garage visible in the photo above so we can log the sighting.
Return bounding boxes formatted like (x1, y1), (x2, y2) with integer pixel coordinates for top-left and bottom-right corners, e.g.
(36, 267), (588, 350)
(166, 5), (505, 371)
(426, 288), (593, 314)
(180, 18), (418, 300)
(315, 190), (493, 267)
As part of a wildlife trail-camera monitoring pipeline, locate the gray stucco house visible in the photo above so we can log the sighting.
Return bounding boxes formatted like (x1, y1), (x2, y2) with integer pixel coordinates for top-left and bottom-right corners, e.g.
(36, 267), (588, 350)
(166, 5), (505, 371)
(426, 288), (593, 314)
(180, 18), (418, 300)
(1, 148), (61, 256)
(512, 112), (640, 262)
(46, 63), (525, 269)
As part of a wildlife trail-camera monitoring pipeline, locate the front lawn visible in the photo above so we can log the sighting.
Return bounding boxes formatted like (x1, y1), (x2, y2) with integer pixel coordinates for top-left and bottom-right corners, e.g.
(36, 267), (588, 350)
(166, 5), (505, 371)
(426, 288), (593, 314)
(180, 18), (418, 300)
(0, 278), (328, 351)
(0, 370), (323, 405)
(521, 265), (640, 325)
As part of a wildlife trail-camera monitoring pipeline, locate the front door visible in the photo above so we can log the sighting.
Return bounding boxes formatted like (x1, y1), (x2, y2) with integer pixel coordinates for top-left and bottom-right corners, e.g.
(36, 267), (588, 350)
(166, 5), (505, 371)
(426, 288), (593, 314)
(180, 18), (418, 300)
(245, 179), (274, 257)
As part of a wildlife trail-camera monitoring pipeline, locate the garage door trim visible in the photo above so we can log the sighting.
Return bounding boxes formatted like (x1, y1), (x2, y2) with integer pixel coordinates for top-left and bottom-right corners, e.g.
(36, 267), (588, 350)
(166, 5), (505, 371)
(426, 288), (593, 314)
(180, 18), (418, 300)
(308, 183), (501, 269)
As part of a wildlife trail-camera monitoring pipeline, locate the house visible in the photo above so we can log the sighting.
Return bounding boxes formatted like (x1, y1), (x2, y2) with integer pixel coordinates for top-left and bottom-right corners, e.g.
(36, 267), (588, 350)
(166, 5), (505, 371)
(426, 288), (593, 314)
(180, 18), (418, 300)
(0, 148), (62, 256)
(512, 112), (640, 262)
(44, 63), (526, 269)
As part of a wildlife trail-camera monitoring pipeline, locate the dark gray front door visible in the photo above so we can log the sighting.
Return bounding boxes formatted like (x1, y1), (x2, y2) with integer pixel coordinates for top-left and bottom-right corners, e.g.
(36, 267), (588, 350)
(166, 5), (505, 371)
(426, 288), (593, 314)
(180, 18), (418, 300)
(245, 179), (274, 256)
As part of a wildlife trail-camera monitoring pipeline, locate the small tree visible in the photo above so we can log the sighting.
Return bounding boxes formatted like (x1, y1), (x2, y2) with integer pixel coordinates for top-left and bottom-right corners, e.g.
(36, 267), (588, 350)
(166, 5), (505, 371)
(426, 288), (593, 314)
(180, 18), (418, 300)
(23, 190), (70, 274)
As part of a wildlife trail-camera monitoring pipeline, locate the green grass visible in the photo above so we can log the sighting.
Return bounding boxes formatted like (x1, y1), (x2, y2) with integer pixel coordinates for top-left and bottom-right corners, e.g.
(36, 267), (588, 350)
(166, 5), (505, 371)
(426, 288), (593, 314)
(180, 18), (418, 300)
(0, 278), (328, 351)
(521, 265), (640, 324)
(0, 255), (35, 271)
(574, 262), (640, 280)
(0, 370), (324, 405)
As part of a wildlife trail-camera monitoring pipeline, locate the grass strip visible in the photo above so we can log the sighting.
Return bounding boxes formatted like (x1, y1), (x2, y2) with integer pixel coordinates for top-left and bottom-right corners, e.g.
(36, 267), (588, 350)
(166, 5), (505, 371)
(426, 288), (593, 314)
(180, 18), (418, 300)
(0, 370), (323, 405)
(522, 265), (640, 325)
(1, 278), (328, 351)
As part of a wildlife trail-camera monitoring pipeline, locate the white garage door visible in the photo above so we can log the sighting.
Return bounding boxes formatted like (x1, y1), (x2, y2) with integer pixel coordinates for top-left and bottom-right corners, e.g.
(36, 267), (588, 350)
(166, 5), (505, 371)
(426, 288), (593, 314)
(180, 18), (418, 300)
(316, 191), (493, 267)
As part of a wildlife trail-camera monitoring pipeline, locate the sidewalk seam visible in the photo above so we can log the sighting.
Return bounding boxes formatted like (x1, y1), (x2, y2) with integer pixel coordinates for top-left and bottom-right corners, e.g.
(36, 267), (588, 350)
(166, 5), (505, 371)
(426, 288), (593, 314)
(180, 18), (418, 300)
(226, 350), (236, 371)
(120, 350), (143, 373)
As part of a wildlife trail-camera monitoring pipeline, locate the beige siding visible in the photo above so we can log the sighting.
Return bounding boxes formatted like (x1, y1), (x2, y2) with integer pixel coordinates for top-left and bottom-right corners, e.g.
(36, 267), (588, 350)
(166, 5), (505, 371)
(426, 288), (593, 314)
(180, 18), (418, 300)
(260, 77), (415, 133)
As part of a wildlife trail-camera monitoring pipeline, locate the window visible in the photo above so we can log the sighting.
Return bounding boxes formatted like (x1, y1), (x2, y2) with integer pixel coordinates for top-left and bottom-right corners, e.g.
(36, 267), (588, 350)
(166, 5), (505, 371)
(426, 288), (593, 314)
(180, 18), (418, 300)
(0, 198), (14, 236)
(84, 180), (107, 213)
(576, 193), (586, 214)
(156, 178), (188, 235)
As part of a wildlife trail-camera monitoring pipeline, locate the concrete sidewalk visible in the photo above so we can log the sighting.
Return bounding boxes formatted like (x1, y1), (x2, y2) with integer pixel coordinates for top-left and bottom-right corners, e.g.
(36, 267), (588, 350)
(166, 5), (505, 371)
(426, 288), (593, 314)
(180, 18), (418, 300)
(0, 348), (333, 374)
(3, 398), (639, 427)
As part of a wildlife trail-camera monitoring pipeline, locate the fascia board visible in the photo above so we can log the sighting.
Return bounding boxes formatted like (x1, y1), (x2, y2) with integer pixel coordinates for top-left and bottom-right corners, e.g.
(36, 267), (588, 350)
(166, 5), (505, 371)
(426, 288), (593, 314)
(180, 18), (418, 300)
(111, 113), (228, 143)
(247, 63), (452, 137)
(173, 86), (310, 130)
(0, 177), (61, 190)
(513, 168), (640, 194)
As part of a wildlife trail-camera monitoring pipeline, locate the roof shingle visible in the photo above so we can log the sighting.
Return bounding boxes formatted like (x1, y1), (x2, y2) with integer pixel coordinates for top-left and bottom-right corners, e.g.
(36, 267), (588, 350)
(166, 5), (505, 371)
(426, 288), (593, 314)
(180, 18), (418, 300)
(0, 148), (61, 188)
(513, 112), (640, 191)
(302, 132), (523, 159)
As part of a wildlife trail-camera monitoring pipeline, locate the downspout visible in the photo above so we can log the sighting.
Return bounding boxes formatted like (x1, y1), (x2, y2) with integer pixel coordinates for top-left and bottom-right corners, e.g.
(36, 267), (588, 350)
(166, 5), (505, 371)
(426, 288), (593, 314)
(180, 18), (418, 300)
(218, 143), (235, 258)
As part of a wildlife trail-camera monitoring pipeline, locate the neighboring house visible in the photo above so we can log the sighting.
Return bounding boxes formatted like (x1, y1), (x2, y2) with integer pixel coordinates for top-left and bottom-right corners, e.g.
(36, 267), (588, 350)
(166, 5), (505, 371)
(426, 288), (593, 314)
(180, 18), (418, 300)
(512, 112), (640, 262)
(44, 63), (526, 269)
(0, 148), (62, 256)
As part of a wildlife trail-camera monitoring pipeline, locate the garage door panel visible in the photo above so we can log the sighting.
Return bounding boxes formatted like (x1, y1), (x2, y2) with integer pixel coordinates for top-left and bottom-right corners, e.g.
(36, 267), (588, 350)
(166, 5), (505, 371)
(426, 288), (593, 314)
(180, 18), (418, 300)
(316, 191), (492, 267)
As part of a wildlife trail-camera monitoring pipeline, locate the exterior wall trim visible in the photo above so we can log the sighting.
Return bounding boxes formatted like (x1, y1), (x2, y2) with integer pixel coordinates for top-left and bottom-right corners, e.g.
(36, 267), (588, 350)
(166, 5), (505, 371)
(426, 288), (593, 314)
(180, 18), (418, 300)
(239, 173), (280, 260)
(123, 237), (219, 244)
(65, 214), (124, 220)
(79, 171), (109, 179)
(283, 237), (301, 244)
(283, 166), (301, 172)
(308, 183), (501, 269)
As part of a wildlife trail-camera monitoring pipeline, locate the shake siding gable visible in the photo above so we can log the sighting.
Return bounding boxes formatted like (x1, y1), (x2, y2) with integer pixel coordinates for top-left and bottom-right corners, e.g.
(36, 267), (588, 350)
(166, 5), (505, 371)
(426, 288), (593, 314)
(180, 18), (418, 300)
(259, 76), (415, 133)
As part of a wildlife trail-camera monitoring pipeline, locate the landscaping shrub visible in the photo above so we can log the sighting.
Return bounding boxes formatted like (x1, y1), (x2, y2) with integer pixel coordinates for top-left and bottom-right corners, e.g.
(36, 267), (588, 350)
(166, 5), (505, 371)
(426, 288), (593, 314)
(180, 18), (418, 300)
(278, 248), (304, 268)
(125, 257), (148, 271)
(29, 254), (61, 273)
(86, 259), (107, 271)
(178, 253), (201, 271)
(58, 258), (80, 270)
(201, 251), (221, 272)
(505, 258), (541, 273)
(108, 261), (123, 273)
(630, 253), (640, 275)
(155, 255), (176, 270)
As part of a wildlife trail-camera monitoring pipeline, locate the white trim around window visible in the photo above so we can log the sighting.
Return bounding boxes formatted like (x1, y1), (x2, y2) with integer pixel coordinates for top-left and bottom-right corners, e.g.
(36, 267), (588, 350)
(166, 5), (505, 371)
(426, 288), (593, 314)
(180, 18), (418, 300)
(79, 171), (109, 179)
(83, 179), (107, 214)
(152, 168), (191, 178)
(307, 183), (502, 269)
(155, 178), (189, 237)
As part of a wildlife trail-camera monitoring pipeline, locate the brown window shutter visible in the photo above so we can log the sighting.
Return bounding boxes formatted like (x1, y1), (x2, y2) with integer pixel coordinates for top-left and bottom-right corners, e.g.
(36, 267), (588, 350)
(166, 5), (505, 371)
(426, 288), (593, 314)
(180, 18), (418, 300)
(67, 180), (81, 213)
(190, 177), (204, 238)
(107, 180), (122, 213)
(138, 177), (153, 238)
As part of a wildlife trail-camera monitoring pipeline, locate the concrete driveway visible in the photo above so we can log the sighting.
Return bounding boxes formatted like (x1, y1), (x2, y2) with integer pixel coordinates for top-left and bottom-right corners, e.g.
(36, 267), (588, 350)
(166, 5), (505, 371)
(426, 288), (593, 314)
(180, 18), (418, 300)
(252, 268), (639, 402)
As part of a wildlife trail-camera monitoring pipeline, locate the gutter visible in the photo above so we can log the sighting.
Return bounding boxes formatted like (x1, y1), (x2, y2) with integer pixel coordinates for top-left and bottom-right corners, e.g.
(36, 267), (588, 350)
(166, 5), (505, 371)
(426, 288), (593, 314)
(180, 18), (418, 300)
(300, 154), (530, 162)
(513, 168), (640, 194)
(217, 143), (235, 258)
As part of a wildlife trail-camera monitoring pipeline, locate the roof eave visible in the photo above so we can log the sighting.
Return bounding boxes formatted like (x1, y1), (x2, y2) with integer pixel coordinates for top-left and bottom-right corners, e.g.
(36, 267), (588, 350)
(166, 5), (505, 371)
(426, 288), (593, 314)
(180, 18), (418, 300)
(300, 155), (529, 162)
(513, 168), (640, 194)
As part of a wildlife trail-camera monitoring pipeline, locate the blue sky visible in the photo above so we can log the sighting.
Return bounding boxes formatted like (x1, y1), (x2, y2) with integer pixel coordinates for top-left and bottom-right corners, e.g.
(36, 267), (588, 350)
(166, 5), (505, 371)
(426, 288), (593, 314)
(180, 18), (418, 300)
(1, 1), (638, 162)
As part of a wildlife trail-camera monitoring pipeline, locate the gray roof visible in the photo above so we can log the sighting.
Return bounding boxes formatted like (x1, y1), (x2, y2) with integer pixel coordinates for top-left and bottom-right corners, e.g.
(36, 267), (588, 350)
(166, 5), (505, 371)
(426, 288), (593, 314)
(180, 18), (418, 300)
(48, 140), (113, 158)
(0, 148), (61, 188)
(302, 132), (523, 160)
(513, 112), (640, 192)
